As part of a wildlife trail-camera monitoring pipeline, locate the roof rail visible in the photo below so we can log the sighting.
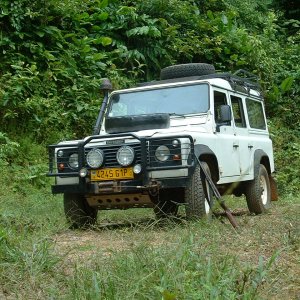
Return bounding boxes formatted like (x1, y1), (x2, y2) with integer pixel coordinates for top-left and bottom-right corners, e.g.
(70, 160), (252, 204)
(231, 69), (261, 91)
(233, 69), (259, 81)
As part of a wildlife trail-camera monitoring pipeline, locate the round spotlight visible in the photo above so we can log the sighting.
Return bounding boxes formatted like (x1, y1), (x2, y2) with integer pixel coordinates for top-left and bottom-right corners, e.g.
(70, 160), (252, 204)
(86, 149), (104, 168)
(68, 153), (79, 169)
(133, 164), (142, 174)
(155, 145), (170, 162)
(79, 168), (88, 177)
(116, 146), (135, 166)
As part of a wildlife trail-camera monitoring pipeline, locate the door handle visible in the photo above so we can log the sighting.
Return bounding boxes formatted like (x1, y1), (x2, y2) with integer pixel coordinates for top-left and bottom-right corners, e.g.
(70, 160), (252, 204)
(248, 144), (254, 149)
(233, 142), (239, 148)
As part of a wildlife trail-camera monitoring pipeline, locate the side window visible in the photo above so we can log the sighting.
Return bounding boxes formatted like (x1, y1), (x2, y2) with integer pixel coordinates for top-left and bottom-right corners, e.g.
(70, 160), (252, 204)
(231, 96), (246, 128)
(214, 91), (227, 124)
(246, 99), (266, 129)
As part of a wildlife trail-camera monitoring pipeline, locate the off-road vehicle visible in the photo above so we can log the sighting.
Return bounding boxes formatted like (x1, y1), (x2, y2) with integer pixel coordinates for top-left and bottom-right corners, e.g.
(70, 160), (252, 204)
(48, 63), (278, 228)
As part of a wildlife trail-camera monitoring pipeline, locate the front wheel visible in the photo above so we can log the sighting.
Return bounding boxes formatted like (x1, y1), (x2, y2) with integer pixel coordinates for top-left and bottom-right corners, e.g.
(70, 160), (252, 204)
(184, 162), (213, 220)
(64, 193), (98, 229)
(245, 164), (271, 214)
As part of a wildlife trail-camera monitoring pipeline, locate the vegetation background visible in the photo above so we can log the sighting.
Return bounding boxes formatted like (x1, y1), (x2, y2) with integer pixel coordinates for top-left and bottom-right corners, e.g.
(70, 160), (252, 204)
(0, 0), (299, 299)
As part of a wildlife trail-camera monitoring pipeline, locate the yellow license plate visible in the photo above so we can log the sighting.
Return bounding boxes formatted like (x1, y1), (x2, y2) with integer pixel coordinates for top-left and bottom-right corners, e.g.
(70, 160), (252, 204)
(90, 167), (134, 181)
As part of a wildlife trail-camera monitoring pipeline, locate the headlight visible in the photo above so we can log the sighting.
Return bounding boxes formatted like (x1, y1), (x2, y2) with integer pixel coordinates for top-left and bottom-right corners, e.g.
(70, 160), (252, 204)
(68, 153), (79, 169)
(86, 149), (104, 168)
(116, 146), (135, 166)
(155, 145), (170, 162)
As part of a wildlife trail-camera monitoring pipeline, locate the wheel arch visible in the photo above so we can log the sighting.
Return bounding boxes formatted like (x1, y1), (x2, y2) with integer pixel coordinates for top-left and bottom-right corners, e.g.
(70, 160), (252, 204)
(194, 144), (219, 182)
(254, 149), (271, 175)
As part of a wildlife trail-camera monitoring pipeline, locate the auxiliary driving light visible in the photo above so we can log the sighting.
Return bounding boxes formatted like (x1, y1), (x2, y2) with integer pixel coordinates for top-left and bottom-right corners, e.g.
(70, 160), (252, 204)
(116, 146), (135, 166)
(133, 164), (142, 174)
(79, 168), (88, 178)
(86, 148), (104, 168)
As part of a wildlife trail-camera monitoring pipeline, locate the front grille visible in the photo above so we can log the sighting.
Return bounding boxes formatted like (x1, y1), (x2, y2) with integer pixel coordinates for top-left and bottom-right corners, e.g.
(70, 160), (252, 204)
(85, 143), (141, 168)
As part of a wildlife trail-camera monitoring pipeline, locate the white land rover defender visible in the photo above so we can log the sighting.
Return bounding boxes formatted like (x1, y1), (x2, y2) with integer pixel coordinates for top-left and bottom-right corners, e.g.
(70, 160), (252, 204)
(48, 63), (278, 228)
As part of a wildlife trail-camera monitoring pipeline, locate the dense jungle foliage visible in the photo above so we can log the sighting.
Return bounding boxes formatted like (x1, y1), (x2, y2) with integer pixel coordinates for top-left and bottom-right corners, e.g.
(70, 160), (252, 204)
(0, 0), (299, 193)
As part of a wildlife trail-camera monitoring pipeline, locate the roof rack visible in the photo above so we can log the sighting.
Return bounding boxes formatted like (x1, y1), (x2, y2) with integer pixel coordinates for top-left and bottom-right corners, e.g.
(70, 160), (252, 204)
(138, 71), (261, 96)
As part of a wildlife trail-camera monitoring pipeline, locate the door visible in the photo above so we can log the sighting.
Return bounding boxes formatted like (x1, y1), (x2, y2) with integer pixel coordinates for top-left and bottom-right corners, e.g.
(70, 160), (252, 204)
(213, 90), (240, 177)
(230, 95), (251, 176)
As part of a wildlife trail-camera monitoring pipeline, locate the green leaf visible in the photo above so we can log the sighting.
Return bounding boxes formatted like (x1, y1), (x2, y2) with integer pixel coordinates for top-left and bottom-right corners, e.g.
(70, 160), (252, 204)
(82, 45), (91, 53)
(207, 10), (214, 20)
(97, 12), (109, 21)
(100, 37), (112, 46)
(35, 31), (45, 37)
(280, 77), (294, 93)
(99, 0), (109, 9)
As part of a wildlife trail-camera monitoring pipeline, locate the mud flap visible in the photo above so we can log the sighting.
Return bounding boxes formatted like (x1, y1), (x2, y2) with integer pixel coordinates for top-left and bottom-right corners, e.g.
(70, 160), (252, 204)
(269, 176), (279, 201)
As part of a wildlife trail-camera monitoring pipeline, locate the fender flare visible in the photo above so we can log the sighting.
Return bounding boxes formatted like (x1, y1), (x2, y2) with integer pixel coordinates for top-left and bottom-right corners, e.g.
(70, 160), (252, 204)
(253, 149), (271, 176)
(194, 144), (219, 182)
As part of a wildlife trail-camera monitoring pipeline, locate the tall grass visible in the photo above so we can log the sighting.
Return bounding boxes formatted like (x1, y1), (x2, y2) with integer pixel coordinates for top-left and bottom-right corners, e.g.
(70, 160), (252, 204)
(0, 159), (299, 299)
(66, 236), (278, 300)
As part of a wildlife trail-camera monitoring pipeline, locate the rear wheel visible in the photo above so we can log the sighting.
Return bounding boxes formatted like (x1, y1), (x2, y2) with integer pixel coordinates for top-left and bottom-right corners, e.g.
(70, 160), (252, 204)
(64, 193), (98, 229)
(245, 164), (271, 214)
(184, 162), (213, 220)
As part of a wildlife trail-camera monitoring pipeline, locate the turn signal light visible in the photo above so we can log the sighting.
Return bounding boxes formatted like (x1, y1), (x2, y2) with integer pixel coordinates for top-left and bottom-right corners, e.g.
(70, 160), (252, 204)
(58, 163), (65, 171)
(173, 154), (181, 160)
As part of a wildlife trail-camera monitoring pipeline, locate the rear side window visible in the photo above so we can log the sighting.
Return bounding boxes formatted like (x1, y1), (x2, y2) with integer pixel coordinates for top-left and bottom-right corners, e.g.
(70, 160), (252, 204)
(231, 96), (246, 128)
(246, 99), (266, 130)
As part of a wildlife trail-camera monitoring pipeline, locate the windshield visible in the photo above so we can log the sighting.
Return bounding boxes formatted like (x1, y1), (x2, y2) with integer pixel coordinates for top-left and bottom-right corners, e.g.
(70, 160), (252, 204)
(107, 83), (209, 117)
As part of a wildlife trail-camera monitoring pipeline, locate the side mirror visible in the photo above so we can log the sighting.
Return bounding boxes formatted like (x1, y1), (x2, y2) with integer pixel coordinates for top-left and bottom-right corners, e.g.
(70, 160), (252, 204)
(220, 105), (232, 123)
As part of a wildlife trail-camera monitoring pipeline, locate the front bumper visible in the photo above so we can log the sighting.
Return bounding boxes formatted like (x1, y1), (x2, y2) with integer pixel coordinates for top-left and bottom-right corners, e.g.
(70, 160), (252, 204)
(48, 133), (195, 195)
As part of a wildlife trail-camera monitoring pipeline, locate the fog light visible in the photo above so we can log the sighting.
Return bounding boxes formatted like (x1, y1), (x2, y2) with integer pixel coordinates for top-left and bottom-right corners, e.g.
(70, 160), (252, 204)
(133, 164), (142, 174)
(173, 154), (181, 160)
(79, 168), (88, 177)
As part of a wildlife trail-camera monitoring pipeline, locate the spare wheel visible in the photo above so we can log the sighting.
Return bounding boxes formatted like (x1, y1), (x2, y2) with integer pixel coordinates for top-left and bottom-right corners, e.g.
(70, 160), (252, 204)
(160, 63), (215, 80)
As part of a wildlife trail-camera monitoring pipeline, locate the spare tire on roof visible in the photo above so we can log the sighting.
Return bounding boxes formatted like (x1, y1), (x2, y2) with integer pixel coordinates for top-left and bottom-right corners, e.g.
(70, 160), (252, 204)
(160, 63), (215, 80)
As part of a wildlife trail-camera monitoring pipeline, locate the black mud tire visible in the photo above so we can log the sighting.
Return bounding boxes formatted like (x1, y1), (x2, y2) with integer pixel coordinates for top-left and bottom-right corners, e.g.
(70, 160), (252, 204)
(160, 63), (215, 80)
(184, 162), (212, 220)
(153, 188), (182, 219)
(245, 164), (271, 214)
(64, 193), (98, 229)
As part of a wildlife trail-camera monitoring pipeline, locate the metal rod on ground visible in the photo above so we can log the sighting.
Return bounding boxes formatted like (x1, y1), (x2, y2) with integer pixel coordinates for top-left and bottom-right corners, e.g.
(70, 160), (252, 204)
(195, 157), (238, 228)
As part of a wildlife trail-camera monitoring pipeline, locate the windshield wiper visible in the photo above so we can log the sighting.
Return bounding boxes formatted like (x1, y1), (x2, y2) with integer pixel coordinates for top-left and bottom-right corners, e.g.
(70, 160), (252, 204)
(168, 113), (186, 118)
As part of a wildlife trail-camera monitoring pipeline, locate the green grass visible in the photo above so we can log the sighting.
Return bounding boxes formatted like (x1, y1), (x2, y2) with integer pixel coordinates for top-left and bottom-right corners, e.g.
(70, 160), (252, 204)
(0, 166), (299, 299)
